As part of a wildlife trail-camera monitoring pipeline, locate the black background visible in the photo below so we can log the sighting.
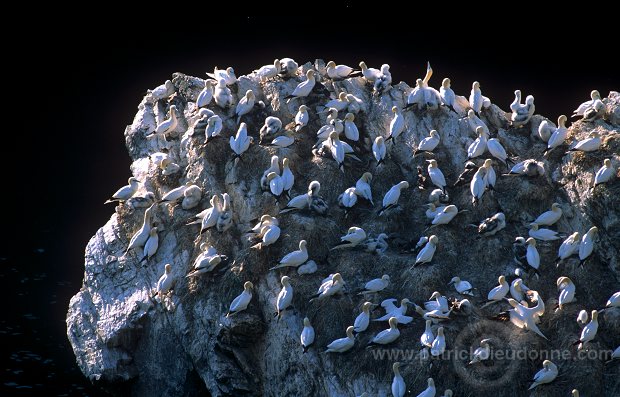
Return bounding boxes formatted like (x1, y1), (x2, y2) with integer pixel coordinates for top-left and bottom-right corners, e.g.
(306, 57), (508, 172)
(3, 11), (618, 396)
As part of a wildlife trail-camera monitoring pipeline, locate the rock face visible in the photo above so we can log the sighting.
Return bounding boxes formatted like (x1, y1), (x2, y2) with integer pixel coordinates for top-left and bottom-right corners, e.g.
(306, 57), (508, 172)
(67, 60), (620, 396)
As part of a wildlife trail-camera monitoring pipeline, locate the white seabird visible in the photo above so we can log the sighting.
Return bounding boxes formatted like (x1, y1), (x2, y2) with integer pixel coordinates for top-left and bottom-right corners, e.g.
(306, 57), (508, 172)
(526, 237), (541, 273)
(191, 195), (221, 235)
(391, 362), (406, 397)
(364, 233), (389, 255)
(275, 276), (293, 320)
(375, 298), (413, 324)
(261, 155), (281, 191)
(415, 235), (438, 266)
(579, 226), (598, 265)
(259, 116), (283, 142)
(577, 310), (588, 326)
(159, 158), (180, 176)
(431, 204), (458, 226)
(230, 122), (253, 158)
(509, 90), (522, 112)
(582, 99), (606, 121)
(528, 223), (561, 241)
(326, 61), (358, 79)
(105, 177), (139, 204)
(427, 159), (447, 192)
(207, 66), (236, 85)
(467, 110), (490, 137)
(295, 105), (309, 132)
(420, 320), (434, 347)
(373, 136), (387, 165)
(154, 105), (178, 136)
(235, 90), (255, 124)
(252, 222), (281, 250)
(160, 183), (191, 204)
(528, 360), (558, 390)
(301, 317), (315, 353)
(196, 80), (215, 109)
(310, 273), (344, 301)
(470, 164), (487, 206)
(338, 187), (358, 210)
(203, 115), (223, 143)
(556, 231), (580, 266)
(373, 64), (392, 94)
(379, 181), (409, 215)
(255, 59), (281, 81)
(386, 106), (405, 141)
(468, 126), (488, 160)
(359, 275), (390, 294)
(343, 113), (359, 141)
(150, 80), (174, 101)
(511, 95), (535, 127)
(487, 138), (509, 167)
(156, 264), (175, 298)
(416, 378), (436, 397)
(186, 244), (225, 277)
(279, 58), (298, 78)
(449, 277), (474, 296)
(281, 158), (294, 195)
(606, 291), (620, 308)
(328, 131), (346, 172)
(439, 78), (463, 114)
(324, 92), (349, 111)
(325, 326), (355, 353)
(534, 203), (562, 226)
(353, 302), (374, 333)
(355, 172), (373, 205)
(332, 227), (367, 250)
(415, 129), (440, 154)
(286, 69), (316, 102)
(226, 281), (253, 317)
(425, 291), (449, 312)
(214, 79), (233, 108)
(270, 240), (308, 270)
(141, 227), (159, 263)
(469, 338), (491, 364)
(359, 61), (381, 82)
(510, 278), (529, 303)
(425, 203), (446, 220)
(478, 212), (505, 236)
(368, 317), (400, 346)
(556, 276), (576, 311)
(267, 172), (284, 197)
(280, 181), (321, 213)
(125, 205), (154, 253)
(594, 158), (614, 188)
(469, 81), (491, 114)
(484, 275), (509, 305)
(182, 185), (202, 210)
(431, 327), (446, 356)
(573, 90), (601, 117)
(568, 130), (601, 153)
(544, 115), (569, 155)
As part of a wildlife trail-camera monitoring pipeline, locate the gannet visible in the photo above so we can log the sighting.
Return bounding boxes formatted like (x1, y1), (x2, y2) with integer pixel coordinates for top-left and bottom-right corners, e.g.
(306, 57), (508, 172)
(416, 378), (435, 397)
(425, 292), (449, 312)
(182, 185), (202, 210)
(332, 227), (366, 250)
(297, 260), (317, 275)
(202, 115), (223, 143)
(469, 81), (491, 115)
(191, 195), (220, 235)
(226, 281), (253, 317)
(325, 326), (355, 353)
(230, 122), (253, 157)
(267, 132), (294, 148)
(153, 105), (178, 136)
(280, 181), (321, 213)
(573, 90), (601, 117)
(568, 130), (601, 153)
(469, 338), (491, 364)
(150, 80), (174, 101)
(431, 327), (446, 356)
(207, 66), (236, 85)
(405, 79), (425, 109)
(511, 95), (535, 127)
(439, 78), (458, 113)
(295, 105), (309, 131)
(252, 222), (281, 250)
(346, 93), (363, 114)
(275, 276), (293, 320)
(338, 187), (358, 210)
(415, 235), (438, 266)
(582, 99), (605, 121)
(543, 115), (569, 155)
(301, 317), (315, 353)
(386, 106), (405, 141)
(373, 64), (392, 94)
(484, 275), (509, 305)
(427, 159), (446, 192)
(216, 193), (232, 232)
(525, 237), (541, 274)
(510, 278), (529, 303)
(279, 58), (298, 78)
(342, 113), (360, 141)
(368, 317), (400, 346)
(579, 226), (598, 266)
(391, 362), (406, 397)
(528, 360), (558, 390)
(353, 302), (374, 333)
(537, 117), (557, 143)
(214, 79), (233, 108)
(359, 275), (390, 294)
(281, 158), (294, 194)
(270, 240), (308, 270)
(511, 294), (548, 338)
(255, 59), (281, 81)
(606, 291), (620, 308)
(156, 264), (175, 298)
(430, 205), (459, 226)
(141, 227), (159, 263)
(286, 69), (316, 102)
(267, 172), (284, 197)
(477, 212), (506, 236)
(577, 309), (588, 326)
(453, 161), (476, 187)
(326, 61), (358, 79)
(420, 320), (434, 347)
(487, 138), (509, 167)
(470, 165), (487, 206)
(468, 127), (488, 159)
(259, 116), (282, 141)
(105, 177), (139, 204)
(364, 233), (389, 255)
(467, 110), (490, 137)
(534, 203), (562, 226)
(324, 92), (349, 111)
(359, 61), (381, 82)
(504, 159), (546, 177)
(413, 304), (451, 323)
(556, 232), (580, 266)
(196, 80), (215, 109)
(428, 188), (449, 205)
(354, 173), (373, 205)
(529, 223), (561, 241)
(379, 181), (409, 215)
(160, 183), (191, 204)
(125, 205), (154, 253)
(186, 244), (225, 277)
(160, 158), (180, 176)
(373, 136), (387, 165)
(425, 203), (446, 220)
(594, 159), (614, 187)
(556, 277), (576, 311)
(328, 131), (345, 172)
(235, 90), (255, 124)
(375, 298), (413, 324)
(449, 277), (474, 295)
(310, 273), (345, 301)
(415, 129), (440, 154)
(128, 192), (156, 209)
(261, 156), (281, 191)
(509, 90), (522, 113)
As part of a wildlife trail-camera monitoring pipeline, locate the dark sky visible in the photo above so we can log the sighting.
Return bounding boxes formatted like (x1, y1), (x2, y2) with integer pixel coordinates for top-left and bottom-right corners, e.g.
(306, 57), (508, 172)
(4, 12), (618, 394)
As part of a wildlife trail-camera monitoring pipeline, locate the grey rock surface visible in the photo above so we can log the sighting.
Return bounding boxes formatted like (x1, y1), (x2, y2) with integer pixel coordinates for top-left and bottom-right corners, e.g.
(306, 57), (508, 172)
(67, 61), (620, 396)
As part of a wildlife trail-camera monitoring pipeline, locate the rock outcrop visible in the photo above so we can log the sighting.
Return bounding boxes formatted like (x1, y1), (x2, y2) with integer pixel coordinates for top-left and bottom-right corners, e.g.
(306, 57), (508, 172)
(67, 59), (620, 396)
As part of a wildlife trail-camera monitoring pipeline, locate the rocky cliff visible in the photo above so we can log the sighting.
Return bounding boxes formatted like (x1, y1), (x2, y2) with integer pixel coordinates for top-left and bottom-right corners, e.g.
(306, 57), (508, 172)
(67, 59), (620, 396)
